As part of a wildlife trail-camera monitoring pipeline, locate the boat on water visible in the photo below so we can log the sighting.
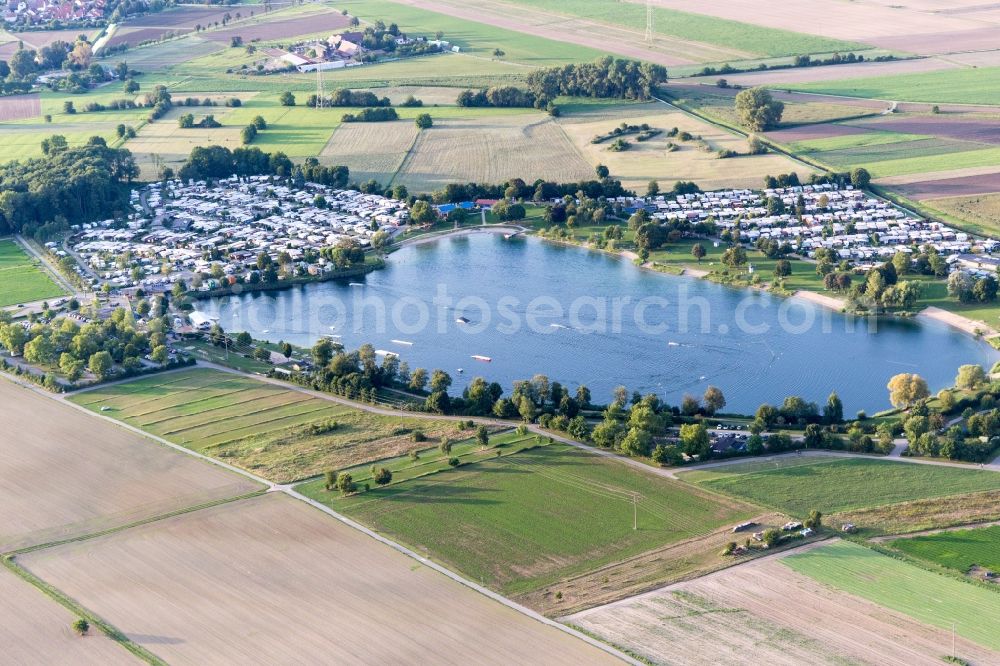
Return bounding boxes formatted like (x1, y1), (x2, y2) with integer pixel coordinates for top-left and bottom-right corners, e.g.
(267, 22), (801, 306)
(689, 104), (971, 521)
(375, 349), (399, 357)
(549, 323), (568, 329)
(349, 282), (364, 287)
(455, 316), (470, 324)
(471, 355), (492, 362)
(391, 339), (414, 346)
(667, 341), (680, 347)
(456, 368), (464, 373)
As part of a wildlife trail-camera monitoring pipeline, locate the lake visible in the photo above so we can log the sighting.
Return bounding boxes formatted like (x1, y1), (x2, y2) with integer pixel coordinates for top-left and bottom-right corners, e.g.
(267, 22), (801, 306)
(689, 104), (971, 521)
(194, 232), (997, 414)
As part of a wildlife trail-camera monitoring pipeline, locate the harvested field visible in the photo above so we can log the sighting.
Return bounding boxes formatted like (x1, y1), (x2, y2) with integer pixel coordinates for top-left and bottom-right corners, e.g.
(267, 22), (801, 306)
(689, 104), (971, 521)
(203, 8), (352, 43)
(0, 567), (137, 664)
(19, 493), (618, 664)
(319, 442), (756, 596)
(397, 113), (593, 192)
(681, 456), (1000, 516)
(868, 26), (1000, 55)
(0, 377), (260, 552)
(904, 173), (1000, 198)
(320, 119), (418, 182)
(569, 545), (1000, 666)
(0, 93), (39, 121)
(785, 540), (1000, 651)
(559, 101), (811, 191)
(68, 367), (461, 483)
(831, 489), (1000, 535)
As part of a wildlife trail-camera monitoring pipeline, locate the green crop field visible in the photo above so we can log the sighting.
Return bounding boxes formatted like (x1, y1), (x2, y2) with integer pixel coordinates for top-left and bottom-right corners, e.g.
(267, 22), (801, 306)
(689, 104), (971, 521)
(498, 0), (863, 58)
(340, 0), (608, 66)
(784, 540), (1000, 651)
(681, 457), (1000, 516)
(787, 67), (1000, 105)
(68, 367), (459, 483)
(0, 239), (65, 306)
(303, 442), (755, 594)
(890, 525), (1000, 574)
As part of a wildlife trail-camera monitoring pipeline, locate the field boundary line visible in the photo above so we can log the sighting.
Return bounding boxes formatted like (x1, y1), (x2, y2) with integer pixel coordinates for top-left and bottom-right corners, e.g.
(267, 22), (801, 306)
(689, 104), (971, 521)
(4, 368), (639, 664)
(4, 490), (266, 558)
(2, 555), (167, 665)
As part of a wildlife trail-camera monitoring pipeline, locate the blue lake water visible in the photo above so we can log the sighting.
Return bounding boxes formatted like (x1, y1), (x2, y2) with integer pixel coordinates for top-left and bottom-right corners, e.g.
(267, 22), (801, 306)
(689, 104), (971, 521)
(194, 232), (997, 414)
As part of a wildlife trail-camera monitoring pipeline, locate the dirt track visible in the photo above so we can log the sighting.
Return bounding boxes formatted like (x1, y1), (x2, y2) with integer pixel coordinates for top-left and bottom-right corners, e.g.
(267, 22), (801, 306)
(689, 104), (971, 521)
(569, 549), (1000, 665)
(20, 493), (620, 665)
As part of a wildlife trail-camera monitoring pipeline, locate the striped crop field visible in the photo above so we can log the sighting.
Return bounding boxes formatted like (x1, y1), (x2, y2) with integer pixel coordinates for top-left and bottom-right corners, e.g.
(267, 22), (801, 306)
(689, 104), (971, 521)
(69, 367), (460, 483)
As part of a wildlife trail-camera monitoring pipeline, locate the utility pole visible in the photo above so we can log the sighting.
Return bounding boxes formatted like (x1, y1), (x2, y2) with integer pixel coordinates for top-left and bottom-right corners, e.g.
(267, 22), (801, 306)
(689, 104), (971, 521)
(316, 66), (324, 109)
(645, 0), (653, 44)
(633, 493), (638, 530)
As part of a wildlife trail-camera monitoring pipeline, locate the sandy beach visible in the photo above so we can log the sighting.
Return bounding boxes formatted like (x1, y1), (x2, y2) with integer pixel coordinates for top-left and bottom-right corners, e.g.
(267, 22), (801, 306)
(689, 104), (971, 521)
(791, 289), (847, 312)
(919, 306), (998, 337)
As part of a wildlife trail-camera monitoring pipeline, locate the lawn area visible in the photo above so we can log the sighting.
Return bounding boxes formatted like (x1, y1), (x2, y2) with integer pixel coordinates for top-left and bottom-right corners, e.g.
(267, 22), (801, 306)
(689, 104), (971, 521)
(498, 0), (863, 57)
(788, 67), (1000, 105)
(784, 540), (1000, 651)
(645, 238), (831, 294)
(681, 457), (1000, 516)
(0, 238), (64, 306)
(67, 367), (462, 483)
(913, 276), (1000, 331)
(303, 442), (755, 594)
(890, 525), (1000, 574)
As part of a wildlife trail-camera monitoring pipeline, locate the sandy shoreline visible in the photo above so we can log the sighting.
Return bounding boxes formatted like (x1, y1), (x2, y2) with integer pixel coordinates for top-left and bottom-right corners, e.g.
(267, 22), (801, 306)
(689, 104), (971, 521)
(791, 289), (848, 312)
(919, 305), (998, 338)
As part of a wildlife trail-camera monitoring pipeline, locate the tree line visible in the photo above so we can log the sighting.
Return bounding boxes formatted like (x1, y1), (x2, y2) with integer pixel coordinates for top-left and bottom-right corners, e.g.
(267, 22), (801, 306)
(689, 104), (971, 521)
(0, 142), (138, 237)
